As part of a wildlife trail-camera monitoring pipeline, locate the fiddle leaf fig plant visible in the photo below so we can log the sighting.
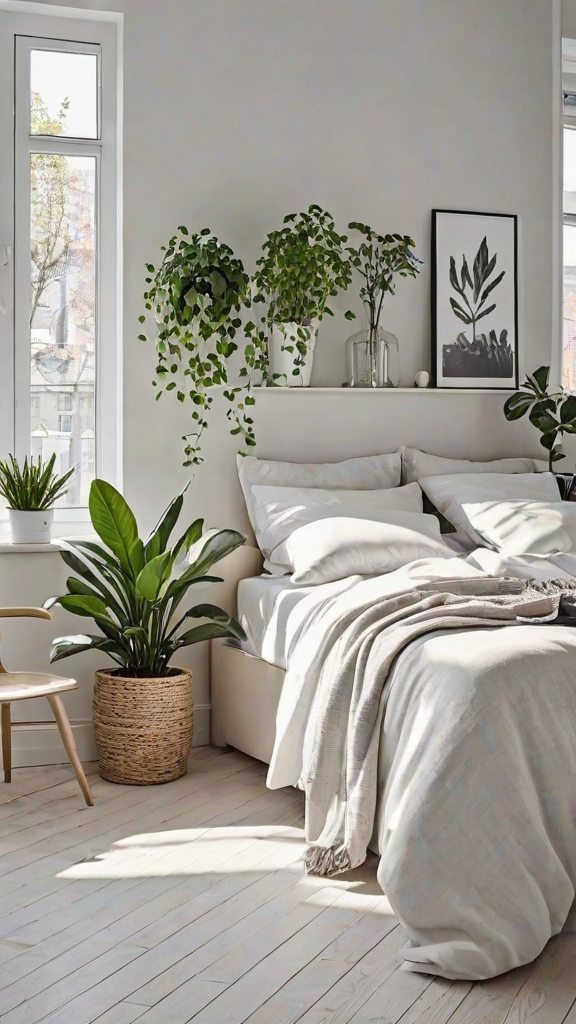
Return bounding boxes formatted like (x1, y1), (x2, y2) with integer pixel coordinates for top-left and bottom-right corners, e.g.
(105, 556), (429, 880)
(503, 365), (576, 471)
(346, 223), (421, 336)
(242, 205), (355, 386)
(140, 227), (252, 467)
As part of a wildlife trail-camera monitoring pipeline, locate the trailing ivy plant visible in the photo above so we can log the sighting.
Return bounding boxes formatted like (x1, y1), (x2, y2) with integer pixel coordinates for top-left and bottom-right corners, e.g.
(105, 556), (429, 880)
(503, 365), (576, 471)
(346, 223), (421, 336)
(242, 205), (355, 386)
(140, 227), (252, 467)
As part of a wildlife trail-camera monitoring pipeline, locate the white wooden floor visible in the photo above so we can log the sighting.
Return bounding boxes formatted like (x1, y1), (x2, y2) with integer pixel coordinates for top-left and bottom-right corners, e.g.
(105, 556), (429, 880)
(1, 749), (576, 1024)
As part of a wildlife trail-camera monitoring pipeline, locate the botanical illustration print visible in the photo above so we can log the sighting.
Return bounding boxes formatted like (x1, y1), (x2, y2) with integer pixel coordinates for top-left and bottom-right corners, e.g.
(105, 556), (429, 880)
(443, 236), (514, 378)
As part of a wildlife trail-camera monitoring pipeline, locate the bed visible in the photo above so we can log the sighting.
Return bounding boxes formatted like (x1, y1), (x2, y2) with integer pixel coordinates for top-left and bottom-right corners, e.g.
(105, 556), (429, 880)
(210, 449), (576, 981)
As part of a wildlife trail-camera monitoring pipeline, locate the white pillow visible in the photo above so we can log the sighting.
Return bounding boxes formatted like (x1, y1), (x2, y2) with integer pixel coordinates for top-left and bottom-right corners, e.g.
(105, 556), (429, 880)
(400, 446), (538, 485)
(278, 513), (451, 585)
(251, 481), (423, 574)
(237, 452), (401, 530)
(463, 499), (576, 557)
(419, 472), (561, 548)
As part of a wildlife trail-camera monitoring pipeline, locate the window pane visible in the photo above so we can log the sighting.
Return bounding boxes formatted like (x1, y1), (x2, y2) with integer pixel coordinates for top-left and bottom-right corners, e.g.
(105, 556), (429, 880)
(30, 50), (98, 139)
(30, 154), (96, 506)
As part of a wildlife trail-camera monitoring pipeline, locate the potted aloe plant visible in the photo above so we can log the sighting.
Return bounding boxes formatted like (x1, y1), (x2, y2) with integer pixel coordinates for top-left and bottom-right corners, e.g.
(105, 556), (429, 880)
(0, 453), (74, 544)
(45, 479), (246, 785)
(245, 205), (355, 388)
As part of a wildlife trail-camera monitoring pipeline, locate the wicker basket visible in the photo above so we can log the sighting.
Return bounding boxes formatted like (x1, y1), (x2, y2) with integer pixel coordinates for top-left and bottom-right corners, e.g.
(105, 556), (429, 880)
(93, 668), (193, 785)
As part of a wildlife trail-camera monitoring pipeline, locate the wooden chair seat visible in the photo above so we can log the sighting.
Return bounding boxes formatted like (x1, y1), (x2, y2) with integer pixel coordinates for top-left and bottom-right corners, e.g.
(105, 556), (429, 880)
(0, 672), (78, 703)
(0, 606), (94, 807)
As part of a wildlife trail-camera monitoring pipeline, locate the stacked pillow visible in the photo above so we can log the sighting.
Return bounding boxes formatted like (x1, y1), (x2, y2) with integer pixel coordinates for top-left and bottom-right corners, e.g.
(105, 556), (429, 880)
(418, 472), (561, 550)
(237, 452), (439, 576)
(399, 447), (554, 548)
(237, 448), (557, 580)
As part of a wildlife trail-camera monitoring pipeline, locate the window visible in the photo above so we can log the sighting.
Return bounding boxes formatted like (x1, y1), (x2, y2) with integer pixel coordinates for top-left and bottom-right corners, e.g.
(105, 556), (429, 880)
(563, 123), (576, 390)
(0, 9), (121, 521)
(563, 44), (576, 390)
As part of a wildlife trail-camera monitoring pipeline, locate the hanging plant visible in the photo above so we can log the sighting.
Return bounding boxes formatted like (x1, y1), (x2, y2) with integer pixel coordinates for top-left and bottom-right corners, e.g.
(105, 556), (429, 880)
(140, 227), (252, 467)
(242, 205), (355, 386)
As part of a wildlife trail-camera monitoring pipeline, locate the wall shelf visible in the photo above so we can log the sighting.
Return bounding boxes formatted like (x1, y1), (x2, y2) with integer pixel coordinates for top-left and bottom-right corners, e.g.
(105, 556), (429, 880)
(252, 387), (515, 395)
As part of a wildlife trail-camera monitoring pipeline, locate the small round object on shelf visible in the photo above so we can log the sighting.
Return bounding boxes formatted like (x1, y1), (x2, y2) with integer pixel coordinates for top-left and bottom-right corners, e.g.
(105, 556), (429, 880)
(415, 370), (429, 388)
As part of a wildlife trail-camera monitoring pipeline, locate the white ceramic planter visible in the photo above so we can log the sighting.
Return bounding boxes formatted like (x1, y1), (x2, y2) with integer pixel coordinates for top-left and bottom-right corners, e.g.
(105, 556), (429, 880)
(268, 322), (318, 387)
(8, 509), (54, 544)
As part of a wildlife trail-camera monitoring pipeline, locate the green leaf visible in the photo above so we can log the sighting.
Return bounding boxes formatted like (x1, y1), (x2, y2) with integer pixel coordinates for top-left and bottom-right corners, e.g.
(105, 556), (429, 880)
(136, 550), (173, 601)
(50, 634), (126, 666)
(89, 480), (139, 577)
(56, 594), (112, 620)
(176, 603), (246, 641)
(174, 623), (243, 647)
(560, 395), (576, 424)
(540, 429), (560, 451)
(503, 392), (533, 420)
(144, 487), (188, 561)
(532, 366), (550, 392)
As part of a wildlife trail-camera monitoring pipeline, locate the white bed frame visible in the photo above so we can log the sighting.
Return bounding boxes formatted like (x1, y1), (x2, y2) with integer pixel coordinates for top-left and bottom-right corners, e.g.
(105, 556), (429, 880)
(210, 544), (284, 763)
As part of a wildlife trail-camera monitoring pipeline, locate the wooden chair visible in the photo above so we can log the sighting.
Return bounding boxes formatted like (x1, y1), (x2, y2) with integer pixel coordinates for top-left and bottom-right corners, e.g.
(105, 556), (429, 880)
(0, 607), (94, 806)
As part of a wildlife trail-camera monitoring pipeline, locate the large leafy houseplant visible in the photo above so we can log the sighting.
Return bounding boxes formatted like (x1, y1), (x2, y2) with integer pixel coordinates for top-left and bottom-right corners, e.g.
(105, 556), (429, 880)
(503, 365), (576, 471)
(46, 479), (246, 677)
(243, 205), (355, 388)
(140, 227), (252, 467)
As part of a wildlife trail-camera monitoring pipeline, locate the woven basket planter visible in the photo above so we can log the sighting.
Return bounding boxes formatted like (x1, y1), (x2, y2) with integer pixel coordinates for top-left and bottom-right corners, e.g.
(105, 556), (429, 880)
(93, 668), (193, 785)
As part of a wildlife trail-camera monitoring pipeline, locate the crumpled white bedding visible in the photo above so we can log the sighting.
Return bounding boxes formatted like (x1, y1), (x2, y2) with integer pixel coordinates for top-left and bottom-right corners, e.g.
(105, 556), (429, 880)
(267, 555), (576, 980)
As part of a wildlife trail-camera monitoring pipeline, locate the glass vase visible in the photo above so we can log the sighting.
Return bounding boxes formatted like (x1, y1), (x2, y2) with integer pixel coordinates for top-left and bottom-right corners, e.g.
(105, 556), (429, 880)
(346, 327), (399, 388)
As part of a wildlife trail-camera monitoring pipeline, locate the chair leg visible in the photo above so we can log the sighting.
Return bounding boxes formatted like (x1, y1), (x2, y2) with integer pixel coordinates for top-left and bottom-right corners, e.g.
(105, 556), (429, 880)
(47, 694), (94, 807)
(1, 702), (11, 783)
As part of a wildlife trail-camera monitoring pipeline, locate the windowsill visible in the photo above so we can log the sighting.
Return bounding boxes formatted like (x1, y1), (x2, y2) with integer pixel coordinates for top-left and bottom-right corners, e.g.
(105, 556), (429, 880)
(0, 533), (97, 554)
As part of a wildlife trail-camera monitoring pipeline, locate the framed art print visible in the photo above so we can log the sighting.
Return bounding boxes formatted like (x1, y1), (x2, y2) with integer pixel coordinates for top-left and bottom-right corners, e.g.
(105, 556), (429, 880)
(431, 210), (518, 389)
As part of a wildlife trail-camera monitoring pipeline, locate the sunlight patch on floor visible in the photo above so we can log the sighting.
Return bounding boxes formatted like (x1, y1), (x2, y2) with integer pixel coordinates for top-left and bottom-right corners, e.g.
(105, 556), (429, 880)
(56, 824), (306, 879)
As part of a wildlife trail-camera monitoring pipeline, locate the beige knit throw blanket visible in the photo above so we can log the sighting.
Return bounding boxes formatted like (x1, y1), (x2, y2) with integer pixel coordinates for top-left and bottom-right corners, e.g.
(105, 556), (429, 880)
(302, 575), (572, 877)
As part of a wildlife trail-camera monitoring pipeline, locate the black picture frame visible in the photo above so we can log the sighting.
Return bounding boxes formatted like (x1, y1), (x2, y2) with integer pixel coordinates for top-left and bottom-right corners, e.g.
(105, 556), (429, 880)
(431, 209), (519, 390)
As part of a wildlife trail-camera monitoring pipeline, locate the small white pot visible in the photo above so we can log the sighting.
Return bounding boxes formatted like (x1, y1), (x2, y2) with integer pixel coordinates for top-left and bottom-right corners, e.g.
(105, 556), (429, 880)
(8, 509), (54, 544)
(268, 322), (318, 387)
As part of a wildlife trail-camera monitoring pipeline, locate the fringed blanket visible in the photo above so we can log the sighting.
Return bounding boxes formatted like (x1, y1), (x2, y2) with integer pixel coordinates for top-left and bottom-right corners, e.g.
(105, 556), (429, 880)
(267, 560), (576, 979)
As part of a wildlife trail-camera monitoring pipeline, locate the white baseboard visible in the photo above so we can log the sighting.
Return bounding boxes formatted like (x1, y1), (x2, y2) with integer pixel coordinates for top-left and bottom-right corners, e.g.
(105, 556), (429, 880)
(6, 707), (211, 768)
(9, 721), (98, 767)
(192, 705), (210, 747)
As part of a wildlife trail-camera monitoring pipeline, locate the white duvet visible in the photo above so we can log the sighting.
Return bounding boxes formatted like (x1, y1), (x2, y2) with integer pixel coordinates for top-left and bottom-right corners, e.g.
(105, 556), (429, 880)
(267, 554), (576, 980)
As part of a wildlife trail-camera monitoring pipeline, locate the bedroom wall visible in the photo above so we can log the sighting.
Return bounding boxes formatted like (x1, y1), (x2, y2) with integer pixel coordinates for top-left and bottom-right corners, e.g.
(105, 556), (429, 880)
(564, 0), (576, 38)
(0, 0), (561, 755)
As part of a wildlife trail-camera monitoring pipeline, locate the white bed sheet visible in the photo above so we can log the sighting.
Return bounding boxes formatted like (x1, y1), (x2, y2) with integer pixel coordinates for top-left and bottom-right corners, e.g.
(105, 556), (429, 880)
(237, 574), (357, 670)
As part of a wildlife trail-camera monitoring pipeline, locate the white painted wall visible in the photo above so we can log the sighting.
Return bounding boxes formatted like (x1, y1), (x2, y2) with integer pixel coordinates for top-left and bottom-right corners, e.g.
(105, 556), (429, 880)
(565, 0), (576, 38)
(0, 0), (563, 759)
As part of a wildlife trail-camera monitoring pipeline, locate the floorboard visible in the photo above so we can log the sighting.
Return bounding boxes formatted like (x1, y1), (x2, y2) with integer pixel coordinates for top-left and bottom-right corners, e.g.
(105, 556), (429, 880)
(0, 748), (575, 1024)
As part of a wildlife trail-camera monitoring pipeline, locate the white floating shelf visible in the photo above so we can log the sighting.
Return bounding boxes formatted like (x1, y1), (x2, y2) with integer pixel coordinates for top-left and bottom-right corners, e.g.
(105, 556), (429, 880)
(252, 387), (515, 395)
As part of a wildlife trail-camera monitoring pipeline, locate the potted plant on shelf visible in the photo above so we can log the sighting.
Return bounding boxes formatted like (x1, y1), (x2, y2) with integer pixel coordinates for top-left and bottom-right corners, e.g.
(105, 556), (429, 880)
(245, 204), (355, 388)
(0, 453), (74, 544)
(504, 365), (576, 473)
(140, 227), (252, 467)
(345, 223), (421, 388)
(45, 479), (246, 785)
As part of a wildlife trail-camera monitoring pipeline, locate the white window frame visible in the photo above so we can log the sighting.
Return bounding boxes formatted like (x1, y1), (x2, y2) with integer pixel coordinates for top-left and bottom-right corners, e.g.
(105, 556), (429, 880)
(0, 5), (122, 529)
